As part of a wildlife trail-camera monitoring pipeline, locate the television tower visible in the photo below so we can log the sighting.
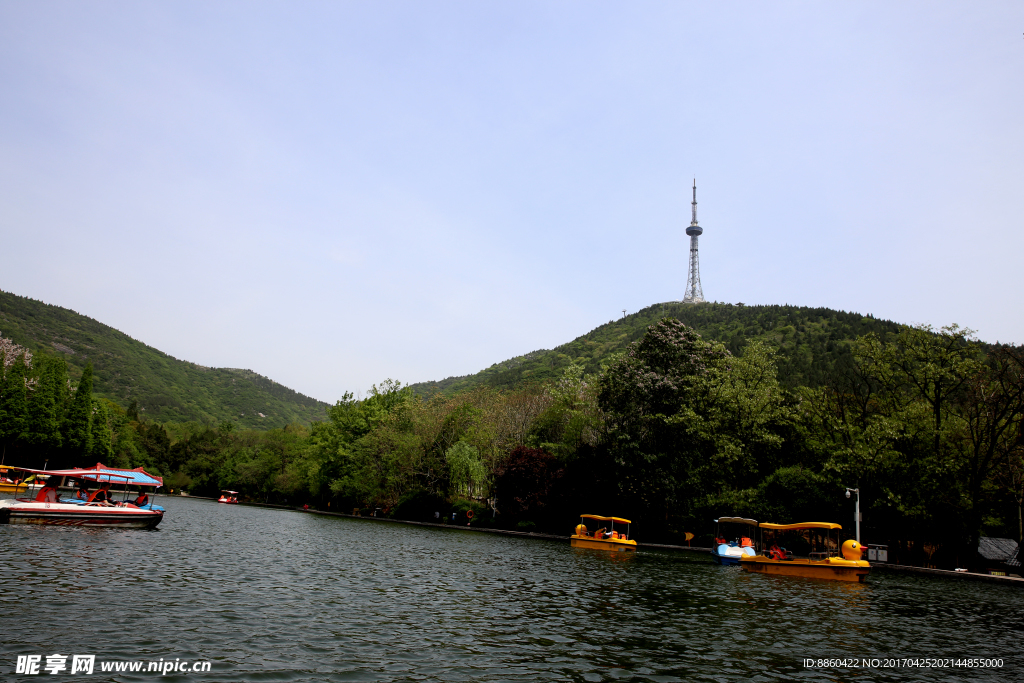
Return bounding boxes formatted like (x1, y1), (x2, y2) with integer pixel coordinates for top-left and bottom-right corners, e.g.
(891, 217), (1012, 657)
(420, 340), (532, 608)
(682, 179), (705, 303)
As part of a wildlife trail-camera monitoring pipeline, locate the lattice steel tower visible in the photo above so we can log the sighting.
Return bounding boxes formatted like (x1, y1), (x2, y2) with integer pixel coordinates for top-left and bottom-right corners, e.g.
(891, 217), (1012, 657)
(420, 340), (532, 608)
(682, 179), (705, 303)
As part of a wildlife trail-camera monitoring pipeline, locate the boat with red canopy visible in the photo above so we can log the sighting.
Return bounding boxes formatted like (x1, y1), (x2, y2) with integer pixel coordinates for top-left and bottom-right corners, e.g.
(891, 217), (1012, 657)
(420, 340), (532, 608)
(0, 463), (165, 529)
(218, 490), (239, 504)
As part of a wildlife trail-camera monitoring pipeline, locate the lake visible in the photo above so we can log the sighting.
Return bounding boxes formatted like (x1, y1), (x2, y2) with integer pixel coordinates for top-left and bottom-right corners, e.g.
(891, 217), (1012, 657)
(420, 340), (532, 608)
(1, 496), (1020, 681)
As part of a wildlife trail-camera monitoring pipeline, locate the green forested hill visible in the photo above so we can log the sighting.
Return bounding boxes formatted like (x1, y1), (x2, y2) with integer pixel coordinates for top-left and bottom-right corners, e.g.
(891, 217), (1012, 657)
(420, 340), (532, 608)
(409, 301), (906, 395)
(0, 290), (326, 428)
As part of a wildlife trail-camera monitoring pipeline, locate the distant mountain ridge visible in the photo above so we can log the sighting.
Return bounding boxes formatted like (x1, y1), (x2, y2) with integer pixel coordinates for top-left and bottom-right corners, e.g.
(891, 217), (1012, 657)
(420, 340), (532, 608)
(0, 289), (326, 428)
(408, 301), (908, 395)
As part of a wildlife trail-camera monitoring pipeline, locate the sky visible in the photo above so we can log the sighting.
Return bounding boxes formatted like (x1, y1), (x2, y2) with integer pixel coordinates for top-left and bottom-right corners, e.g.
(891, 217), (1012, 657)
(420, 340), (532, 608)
(1, 1), (1022, 403)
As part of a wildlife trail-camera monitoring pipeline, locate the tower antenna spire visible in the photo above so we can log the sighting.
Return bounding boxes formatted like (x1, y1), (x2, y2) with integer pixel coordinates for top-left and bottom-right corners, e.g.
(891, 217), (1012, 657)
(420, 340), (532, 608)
(691, 178), (697, 225)
(682, 178), (705, 304)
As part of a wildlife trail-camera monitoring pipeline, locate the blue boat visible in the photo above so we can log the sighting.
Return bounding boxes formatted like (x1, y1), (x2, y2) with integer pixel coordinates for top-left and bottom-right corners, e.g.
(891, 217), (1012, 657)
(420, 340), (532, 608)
(711, 517), (759, 565)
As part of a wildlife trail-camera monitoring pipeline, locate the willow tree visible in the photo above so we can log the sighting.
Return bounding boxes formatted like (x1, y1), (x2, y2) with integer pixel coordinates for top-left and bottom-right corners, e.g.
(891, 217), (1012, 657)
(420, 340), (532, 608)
(445, 441), (486, 498)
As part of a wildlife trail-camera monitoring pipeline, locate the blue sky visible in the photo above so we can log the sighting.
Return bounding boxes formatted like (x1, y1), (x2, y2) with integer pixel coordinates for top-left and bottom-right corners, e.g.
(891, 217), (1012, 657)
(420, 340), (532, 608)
(1, 2), (1022, 402)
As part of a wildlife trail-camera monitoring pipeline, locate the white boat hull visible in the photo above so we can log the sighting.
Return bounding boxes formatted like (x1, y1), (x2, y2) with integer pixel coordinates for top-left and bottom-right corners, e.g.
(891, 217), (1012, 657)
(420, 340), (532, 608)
(0, 500), (163, 529)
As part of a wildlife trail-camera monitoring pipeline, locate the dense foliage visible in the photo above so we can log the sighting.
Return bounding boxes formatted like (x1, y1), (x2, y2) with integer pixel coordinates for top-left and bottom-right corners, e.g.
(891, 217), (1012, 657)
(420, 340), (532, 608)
(3, 303), (1022, 570)
(0, 289), (326, 428)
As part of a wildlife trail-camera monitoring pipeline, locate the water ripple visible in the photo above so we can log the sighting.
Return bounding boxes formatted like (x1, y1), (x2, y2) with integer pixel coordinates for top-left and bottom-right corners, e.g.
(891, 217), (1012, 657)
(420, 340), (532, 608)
(1, 497), (1020, 681)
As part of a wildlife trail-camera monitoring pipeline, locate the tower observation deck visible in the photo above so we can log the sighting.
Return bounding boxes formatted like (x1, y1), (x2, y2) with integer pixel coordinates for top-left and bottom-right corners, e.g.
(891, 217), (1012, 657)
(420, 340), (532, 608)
(682, 179), (705, 303)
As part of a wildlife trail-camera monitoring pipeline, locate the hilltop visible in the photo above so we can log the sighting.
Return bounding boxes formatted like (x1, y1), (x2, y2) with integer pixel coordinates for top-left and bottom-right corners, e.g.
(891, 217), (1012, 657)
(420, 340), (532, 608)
(408, 301), (906, 395)
(0, 289), (915, 424)
(0, 290), (326, 428)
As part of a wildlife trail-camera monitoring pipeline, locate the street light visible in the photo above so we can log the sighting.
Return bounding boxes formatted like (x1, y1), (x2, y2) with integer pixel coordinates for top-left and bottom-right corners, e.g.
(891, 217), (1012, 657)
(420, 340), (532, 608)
(845, 487), (860, 543)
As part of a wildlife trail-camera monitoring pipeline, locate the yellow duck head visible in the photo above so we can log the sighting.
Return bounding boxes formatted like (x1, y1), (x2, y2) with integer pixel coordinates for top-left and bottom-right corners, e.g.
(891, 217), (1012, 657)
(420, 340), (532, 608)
(841, 539), (863, 561)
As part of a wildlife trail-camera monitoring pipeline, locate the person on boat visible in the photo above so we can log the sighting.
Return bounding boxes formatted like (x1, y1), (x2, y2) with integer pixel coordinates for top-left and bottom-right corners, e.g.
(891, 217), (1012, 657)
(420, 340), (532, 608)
(34, 477), (62, 503)
(126, 487), (149, 507)
(74, 483), (91, 500)
(88, 483), (115, 506)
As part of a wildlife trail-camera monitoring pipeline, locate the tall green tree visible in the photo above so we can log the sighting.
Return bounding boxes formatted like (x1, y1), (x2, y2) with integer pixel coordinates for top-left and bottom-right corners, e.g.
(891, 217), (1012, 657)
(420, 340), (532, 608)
(26, 357), (67, 464)
(709, 341), (790, 489)
(307, 379), (413, 504)
(0, 354), (30, 460)
(88, 399), (114, 462)
(857, 324), (982, 458)
(800, 325), (1024, 565)
(947, 346), (1024, 556)
(533, 362), (603, 460)
(598, 320), (790, 534)
(61, 362), (93, 466)
(598, 318), (729, 528)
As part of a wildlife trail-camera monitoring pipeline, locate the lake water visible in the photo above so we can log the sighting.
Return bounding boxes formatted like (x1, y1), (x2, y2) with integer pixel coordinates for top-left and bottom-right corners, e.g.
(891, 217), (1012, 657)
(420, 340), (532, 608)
(1, 496), (1020, 681)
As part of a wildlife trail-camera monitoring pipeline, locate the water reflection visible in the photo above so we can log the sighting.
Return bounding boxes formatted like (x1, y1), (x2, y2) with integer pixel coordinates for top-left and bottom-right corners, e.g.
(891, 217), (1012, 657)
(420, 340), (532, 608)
(1, 497), (1020, 681)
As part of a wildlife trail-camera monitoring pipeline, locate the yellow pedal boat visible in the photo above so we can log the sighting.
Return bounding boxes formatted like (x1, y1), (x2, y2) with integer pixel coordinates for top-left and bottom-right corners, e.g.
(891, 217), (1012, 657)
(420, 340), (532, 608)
(740, 522), (870, 582)
(570, 514), (637, 552)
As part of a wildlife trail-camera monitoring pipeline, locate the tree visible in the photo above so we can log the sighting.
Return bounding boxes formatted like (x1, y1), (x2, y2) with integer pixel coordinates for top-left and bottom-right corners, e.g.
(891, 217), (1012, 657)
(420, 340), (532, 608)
(708, 341), (790, 490)
(89, 399), (114, 462)
(136, 421), (171, 471)
(799, 325), (1024, 566)
(533, 362), (603, 460)
(492, 446), (563, 523)
(998, 446), (1024, 544)
(0, 354), (30, 459)
(597, 318), (729, 528)
(754, 466), (843, 525)
(857, 324), (981, 459)
(26, 356), (67, 464)
(307, 379), (415, 505)
(445, 441), (486, 497)
(61, 363), (93, 466)
(948, 346), (1024, 556)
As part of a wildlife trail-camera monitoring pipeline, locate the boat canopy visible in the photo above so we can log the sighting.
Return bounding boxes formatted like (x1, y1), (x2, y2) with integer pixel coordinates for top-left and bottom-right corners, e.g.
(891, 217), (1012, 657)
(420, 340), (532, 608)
(221, 490), (239, 495)
(580, 514), (631, 524)
(12, 463), (164, 488)
(716, 517), (758, 526)
(760, 522), (842, 530)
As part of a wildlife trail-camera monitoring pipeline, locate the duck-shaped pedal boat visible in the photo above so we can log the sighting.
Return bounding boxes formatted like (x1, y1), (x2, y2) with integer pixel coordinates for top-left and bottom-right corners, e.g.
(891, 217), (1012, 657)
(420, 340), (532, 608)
(570, 514), (637, 552)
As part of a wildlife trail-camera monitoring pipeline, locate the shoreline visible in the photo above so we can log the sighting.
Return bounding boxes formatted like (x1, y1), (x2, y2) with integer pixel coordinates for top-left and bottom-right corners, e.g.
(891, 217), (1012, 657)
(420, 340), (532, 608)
(299, 507), (1024, 587)
(163, 496), (1024, 587)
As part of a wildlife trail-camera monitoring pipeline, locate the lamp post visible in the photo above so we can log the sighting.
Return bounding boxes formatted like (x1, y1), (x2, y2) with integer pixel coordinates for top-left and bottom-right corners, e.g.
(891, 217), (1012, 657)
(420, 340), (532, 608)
(845, 488), (861, 543)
